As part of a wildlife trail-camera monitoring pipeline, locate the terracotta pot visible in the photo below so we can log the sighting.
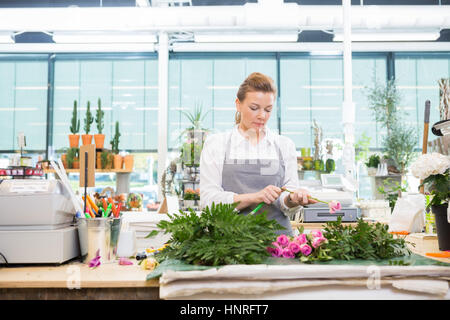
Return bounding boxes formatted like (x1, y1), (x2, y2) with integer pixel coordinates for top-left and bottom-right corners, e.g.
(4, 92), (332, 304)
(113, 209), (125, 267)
(106, 154), (114, 169)
(61, 154), (67, 169)
(96, 152), (102, 169)
(113, 154), (123, 170)
(94, 134), (105, 149)
(68, 134), (79, 148)
(73, 158), (80, 169)
(124, 154), (134, 171)
(81, 134), (93, 146)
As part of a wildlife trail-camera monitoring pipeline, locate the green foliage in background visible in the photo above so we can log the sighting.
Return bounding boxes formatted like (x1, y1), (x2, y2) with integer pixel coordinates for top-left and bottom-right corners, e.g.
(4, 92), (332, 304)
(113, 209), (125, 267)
(378, 178), (408, 212)
(366, 79), (418, 174)
(365, 154), (381, 168)
(355, 132), (371, 163)
(420, 168), (450, 209)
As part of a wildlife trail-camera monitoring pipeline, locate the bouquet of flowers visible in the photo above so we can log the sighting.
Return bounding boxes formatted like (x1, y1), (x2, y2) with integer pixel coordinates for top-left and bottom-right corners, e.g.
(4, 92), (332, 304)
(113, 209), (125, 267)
(267, 227), (332, 263)
(410, 153), (450, 208)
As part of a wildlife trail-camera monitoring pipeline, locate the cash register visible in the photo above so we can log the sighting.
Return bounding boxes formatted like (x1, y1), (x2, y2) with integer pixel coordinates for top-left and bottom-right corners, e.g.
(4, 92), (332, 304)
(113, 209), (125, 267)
(0, 179), (80, 264)
(300, 174), (359, 222)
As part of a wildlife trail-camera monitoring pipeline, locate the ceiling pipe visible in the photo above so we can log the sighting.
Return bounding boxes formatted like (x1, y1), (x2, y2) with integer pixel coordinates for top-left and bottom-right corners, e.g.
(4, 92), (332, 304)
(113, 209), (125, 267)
(0, 5), (449, 33)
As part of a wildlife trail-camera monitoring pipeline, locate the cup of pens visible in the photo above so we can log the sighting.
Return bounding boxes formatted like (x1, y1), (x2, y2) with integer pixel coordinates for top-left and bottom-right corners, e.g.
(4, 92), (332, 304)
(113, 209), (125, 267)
(77, 195), (122, 264)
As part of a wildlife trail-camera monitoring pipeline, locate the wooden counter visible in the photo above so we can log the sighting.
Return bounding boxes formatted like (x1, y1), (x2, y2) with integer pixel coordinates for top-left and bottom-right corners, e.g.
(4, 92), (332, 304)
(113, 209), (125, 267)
(1, 227), (448, 300)
(0, 261), (159, 299)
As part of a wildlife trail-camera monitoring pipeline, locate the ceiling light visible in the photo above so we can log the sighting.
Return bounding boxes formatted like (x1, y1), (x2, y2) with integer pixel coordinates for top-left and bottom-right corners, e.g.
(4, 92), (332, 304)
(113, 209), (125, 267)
(194, 32), (298, 43)
(53, 32), (157, 44)
(0, 33), (14, 43)
(136, 0), (150, 7)
(333, 31), (440, 42)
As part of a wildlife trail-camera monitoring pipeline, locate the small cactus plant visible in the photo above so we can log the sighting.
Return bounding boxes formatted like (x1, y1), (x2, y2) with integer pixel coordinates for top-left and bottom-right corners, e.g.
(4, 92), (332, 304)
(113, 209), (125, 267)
(95, 98), (104, 134)
(70, 100), (80, 134)
(84, 100), (94, 134)
(110, 121), (120, 154)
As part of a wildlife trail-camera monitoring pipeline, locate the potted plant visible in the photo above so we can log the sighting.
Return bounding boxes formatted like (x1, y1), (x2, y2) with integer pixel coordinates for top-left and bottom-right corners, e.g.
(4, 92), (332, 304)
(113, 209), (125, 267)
(94, 98), (105, 149)
(181, 104), (210, 141)
(366, 79), (418, 178)
(123, 152), (134, 171)
(82, 101), (94, 146)
(411, 153), (450, 251)
(365, 154), (381, 176)
(69, 100), (80, 148)
(110, 121), (122, 169)
(101, 150), (113, 169)
(183, 188), (197, 208)
(66, 147), (78, 169)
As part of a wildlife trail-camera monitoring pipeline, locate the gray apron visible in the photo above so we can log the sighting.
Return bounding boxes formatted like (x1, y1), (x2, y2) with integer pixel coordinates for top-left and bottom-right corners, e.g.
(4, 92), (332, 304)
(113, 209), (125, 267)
(221, 134), (294, 236)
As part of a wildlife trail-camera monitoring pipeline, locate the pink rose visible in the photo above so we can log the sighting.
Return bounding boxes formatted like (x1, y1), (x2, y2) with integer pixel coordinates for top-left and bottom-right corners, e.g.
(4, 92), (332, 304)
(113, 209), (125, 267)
(282, 248), (295, 259)
(312, 236), (327, 249)
(276, 234), (290, 247)
(288, 241), (301, 254)
(329, 200), (342, 214)
(300, 244), (312, 256)
(294, 234), (307, 245)
(267, 243), (283, 257)
(310, 229), (323, 239)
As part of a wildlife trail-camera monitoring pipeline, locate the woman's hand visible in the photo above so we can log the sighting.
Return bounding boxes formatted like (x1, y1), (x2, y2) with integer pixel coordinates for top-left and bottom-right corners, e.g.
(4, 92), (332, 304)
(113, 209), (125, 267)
(285, 188), (318, 207)
(253, 185), (282, 205)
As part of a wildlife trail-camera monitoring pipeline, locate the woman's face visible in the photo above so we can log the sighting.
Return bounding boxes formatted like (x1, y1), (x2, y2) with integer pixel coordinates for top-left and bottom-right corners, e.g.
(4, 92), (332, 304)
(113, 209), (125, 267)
(236, 91), (274, 132)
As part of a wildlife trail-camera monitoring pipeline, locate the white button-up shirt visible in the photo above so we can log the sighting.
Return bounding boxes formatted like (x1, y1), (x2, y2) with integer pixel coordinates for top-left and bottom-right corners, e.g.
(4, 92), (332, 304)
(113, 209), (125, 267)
(200, 125), (301, 217)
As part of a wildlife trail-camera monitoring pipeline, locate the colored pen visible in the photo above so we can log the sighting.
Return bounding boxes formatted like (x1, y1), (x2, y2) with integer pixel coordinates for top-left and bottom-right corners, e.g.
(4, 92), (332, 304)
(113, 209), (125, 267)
(250, 202), (264, 215)
(115, 202), (122, 218)
(104, 203), (112, 217)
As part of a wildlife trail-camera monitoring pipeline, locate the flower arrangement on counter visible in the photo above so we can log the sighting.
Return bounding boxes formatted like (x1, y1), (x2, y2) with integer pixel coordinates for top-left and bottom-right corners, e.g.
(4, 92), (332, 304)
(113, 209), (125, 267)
(411, 152), (450, 208)
(267, 228), (332, 263)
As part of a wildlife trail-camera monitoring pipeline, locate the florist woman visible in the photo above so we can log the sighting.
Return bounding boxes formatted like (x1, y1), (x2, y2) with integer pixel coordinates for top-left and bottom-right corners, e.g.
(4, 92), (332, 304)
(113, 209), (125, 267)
(200, 72), (317, 236)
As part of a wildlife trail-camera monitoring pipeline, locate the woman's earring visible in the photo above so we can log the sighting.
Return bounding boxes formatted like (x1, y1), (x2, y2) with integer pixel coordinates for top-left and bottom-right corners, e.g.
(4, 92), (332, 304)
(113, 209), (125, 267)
(235, 111), (241, 124)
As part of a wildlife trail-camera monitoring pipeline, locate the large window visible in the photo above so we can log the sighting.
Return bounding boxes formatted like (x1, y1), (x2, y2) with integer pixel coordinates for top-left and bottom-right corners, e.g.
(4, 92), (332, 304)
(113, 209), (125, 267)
(0, 54), (48, 151)
(395, 53), (450, 147)
(280, 54), (387, 150)
(52, 54), (159, 152)
(168, 53), (278, 150)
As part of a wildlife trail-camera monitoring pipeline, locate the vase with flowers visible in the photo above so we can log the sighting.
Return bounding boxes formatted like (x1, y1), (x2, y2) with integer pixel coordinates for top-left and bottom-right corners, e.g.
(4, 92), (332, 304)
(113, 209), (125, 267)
(411, 152), (450, 251)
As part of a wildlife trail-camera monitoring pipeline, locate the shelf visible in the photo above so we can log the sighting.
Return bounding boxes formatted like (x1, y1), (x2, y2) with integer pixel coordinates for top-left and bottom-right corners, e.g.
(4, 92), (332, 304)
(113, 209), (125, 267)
(44, 168), (133, 174)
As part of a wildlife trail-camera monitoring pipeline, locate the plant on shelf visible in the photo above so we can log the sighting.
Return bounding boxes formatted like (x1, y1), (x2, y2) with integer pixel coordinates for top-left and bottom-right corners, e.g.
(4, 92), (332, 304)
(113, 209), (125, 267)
(69, 100), (80, 148)
(94, 98), (105, 149)
(183, 188), (199, 201)
(365, 154), (381, 176)
(101, 150), (113, 169)
(180, 141), (199, 167)
(181, 103), (210, 134)
(110, 121), (122, 169)
(66, 147), (79, 169)
(411, 153), (450, 251)
(82, 101), (94, 145)
(366, 79), (418, 177)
